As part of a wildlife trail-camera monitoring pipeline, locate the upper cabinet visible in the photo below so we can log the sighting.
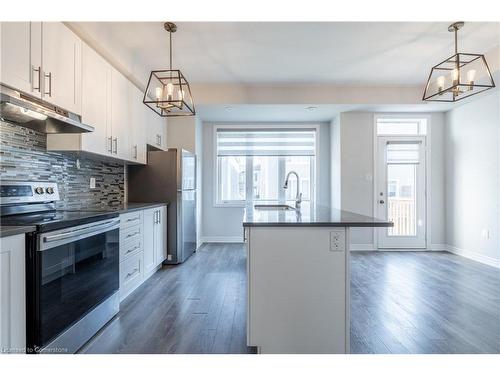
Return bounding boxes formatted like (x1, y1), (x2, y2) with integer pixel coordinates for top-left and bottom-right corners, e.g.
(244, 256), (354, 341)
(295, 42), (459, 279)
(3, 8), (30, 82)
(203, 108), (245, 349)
(41, 22), (82, 114)
(80, 43), (111, 155)
(1, 22), (42, 98)
(146, 109), (168, 151)
(0, 22), (81, 114)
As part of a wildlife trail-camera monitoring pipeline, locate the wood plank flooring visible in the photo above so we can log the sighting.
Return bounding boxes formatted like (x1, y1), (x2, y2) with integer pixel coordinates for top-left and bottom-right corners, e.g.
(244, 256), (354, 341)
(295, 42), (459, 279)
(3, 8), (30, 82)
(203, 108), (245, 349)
(80, 244), (500, 354)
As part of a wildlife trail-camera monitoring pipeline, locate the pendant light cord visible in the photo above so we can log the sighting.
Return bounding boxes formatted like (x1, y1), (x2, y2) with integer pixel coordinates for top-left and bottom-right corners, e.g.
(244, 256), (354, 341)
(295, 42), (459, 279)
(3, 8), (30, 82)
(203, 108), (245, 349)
(169, 31), (173, 70)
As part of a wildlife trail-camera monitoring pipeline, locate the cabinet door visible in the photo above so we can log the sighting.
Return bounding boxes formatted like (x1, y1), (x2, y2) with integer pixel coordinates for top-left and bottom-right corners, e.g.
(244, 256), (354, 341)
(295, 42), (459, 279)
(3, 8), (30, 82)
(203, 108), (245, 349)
(0, 22), (42, 97)
(41, 22), (82, 114)
(80, 43), (111, 155)
(159, 117), (168, 150)
(155, 206), (167, 265)
(0, 234), (26, 353)
(130, 86), (147, 164)
(143, 208), (156, 275)
(111, 68), (131, 160)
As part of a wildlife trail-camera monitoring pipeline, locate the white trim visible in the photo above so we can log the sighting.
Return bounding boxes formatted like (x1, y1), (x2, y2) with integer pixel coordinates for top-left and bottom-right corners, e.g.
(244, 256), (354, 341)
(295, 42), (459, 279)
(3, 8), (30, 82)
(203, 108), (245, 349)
(447, 245), (500, 269)
(373, 113), (432, 250)
(350, 244), (376, 251)
(429, 243), (448, 251)
(200, 236), (244, 243)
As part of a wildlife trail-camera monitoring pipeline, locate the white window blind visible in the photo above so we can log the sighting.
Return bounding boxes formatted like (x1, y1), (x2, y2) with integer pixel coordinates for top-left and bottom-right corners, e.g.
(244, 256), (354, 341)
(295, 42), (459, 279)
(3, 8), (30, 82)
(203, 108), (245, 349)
(386, 143), (420, 164)
(216, 128), (316, 157)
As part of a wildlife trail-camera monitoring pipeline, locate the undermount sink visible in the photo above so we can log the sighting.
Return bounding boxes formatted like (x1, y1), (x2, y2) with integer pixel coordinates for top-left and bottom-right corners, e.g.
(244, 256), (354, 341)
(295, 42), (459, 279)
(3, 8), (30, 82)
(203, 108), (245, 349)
(254, 204), (296, 211)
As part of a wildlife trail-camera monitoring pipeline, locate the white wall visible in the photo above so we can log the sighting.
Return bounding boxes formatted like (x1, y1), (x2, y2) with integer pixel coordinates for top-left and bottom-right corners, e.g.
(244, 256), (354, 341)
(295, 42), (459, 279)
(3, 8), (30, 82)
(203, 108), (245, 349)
(335, 111), (446, 248)
(201, 122), (331, 241)
(445, 90), (500, 267)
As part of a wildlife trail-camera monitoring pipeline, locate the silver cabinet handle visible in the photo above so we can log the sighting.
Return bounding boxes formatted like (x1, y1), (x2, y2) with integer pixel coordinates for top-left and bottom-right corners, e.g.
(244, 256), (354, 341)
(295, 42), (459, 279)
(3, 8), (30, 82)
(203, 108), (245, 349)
(126, 216), (140, 223)
(107, 137), (113, 153)
(125, 230), (140, 239)
(125, 245), (141, 255)
(158, 210), (161, 224)
(158, 135), (162, 146)
(126, 268), (139, 279)
(32, 66), (41, 92)
(134, 145), (138, 159)
(113, 138), (118, 154)
(44, 72), (52, 97)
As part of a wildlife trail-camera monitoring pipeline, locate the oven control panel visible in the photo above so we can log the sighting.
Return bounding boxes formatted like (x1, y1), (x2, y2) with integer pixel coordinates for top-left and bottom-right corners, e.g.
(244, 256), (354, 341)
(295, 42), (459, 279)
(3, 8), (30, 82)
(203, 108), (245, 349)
(0, 181), (60, 205)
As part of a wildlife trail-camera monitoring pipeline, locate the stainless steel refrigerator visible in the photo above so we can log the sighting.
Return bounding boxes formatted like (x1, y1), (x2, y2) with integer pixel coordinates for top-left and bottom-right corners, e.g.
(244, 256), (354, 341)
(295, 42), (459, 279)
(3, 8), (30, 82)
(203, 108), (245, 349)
(128, 148), (197, 264)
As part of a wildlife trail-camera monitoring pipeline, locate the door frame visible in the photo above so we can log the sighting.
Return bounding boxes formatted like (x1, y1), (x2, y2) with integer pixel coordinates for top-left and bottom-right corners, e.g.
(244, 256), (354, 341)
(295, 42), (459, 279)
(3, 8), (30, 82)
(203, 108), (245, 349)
(372, 113), (432, 250)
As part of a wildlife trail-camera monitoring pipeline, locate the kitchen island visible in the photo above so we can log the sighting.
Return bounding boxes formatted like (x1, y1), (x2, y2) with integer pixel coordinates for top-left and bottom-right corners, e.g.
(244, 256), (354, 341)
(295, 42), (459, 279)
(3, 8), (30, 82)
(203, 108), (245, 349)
(243, 203), (392, 354)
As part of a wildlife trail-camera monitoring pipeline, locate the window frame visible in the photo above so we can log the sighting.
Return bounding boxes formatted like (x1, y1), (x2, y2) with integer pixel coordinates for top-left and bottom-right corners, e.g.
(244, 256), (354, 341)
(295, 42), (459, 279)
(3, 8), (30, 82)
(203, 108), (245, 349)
(213, 124), (319, 207)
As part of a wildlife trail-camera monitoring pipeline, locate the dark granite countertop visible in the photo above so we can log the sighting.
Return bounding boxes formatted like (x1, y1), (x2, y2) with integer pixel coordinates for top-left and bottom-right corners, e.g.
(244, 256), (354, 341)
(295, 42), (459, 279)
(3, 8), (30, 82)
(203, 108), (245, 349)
(243, 202), (393, 228)
(82, 202), (168, 214)
(0, 225), (36, 238)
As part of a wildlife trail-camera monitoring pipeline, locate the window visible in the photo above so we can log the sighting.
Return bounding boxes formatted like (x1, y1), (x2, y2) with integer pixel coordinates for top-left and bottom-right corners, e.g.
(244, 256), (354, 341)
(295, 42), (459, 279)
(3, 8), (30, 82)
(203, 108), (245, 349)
(377, 117), (427, 136)
(215, 127), (317, 205)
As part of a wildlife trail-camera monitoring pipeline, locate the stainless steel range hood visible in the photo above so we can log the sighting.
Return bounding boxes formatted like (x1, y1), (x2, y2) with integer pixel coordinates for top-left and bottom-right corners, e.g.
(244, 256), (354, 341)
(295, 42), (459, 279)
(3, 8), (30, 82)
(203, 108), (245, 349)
(0, 84), (94, 133)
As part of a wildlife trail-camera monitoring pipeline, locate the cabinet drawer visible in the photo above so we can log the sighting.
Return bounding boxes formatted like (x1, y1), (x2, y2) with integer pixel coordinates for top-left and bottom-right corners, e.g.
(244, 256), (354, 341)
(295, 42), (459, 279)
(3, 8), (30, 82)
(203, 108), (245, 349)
(120, 224), (142, 244)
(120, 211), (143, 229)
(119, 251), (143, 300)
(120, 238), (143, 261)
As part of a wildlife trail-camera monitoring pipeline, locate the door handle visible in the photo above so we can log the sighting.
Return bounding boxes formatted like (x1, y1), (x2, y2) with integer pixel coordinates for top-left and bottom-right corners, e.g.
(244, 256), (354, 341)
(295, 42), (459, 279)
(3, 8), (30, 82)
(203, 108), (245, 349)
(44, 72), (52, 97)
(32, 66), (41, 92)
(108, 137), (113, 153)
(113, 138), (118, 154)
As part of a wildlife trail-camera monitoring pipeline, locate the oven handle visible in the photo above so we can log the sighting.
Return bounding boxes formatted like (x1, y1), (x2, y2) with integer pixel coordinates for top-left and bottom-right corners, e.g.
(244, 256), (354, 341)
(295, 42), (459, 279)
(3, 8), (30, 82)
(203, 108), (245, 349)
(41, 219), (120, 247)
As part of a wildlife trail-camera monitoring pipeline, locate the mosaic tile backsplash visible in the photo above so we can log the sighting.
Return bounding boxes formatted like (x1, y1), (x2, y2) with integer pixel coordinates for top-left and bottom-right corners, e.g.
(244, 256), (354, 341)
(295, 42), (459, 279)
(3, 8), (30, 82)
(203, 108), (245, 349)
(0, 121), (125, 210)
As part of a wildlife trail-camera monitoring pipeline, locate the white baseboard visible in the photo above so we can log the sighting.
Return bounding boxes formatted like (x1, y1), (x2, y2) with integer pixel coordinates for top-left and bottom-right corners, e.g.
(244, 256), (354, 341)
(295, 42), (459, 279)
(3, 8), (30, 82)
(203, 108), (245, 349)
(200, 236), (244, 243)
(429, 244), (448, 251)
(447, 245), (500, 269)
(350, 244), (376, 251)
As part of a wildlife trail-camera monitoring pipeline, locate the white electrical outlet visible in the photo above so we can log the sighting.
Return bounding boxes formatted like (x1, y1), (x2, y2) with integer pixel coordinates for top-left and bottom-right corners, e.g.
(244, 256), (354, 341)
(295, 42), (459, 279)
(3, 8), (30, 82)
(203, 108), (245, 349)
(330, 230), (345, 252)
(90, 177), (96, 189)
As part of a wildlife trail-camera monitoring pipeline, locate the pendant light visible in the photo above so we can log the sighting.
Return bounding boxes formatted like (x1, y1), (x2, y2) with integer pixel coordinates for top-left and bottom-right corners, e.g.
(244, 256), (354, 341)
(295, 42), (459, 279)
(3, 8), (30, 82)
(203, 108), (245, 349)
(143, 22), (195, 116)
(422, 22), (495, 102)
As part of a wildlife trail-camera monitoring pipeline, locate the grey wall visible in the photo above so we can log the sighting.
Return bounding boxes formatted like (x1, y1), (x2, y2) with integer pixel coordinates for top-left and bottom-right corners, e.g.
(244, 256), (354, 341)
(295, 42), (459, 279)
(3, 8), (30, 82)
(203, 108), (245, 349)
(335, 111), (446, 248)
(445, 90), (500, 264)
(201, 122), (331, 241)
(0, 121), (124, 209)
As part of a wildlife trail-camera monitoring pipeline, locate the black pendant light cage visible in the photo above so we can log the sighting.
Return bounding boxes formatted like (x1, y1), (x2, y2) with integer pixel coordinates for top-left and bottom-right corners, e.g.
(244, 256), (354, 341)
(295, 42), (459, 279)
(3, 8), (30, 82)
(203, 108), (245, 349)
(422, 22), (495, 102)
(143, 69), (195, 116)
(143, 22), (196, 116)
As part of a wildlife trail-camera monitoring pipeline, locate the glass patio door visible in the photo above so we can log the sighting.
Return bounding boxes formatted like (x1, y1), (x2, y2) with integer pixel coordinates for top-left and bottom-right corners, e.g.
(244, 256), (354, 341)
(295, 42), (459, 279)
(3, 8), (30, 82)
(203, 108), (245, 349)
(376, 137), (426, 248)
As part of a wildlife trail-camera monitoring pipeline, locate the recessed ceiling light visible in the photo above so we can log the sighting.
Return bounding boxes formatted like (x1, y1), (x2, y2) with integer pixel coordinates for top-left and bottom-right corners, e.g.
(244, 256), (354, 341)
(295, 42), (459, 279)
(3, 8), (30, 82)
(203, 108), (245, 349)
(305, 106), (318, 112)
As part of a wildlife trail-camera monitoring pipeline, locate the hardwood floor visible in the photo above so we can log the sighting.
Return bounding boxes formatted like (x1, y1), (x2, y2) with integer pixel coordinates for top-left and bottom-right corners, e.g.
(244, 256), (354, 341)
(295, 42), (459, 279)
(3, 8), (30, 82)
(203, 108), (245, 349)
(80, 244), (500, 354)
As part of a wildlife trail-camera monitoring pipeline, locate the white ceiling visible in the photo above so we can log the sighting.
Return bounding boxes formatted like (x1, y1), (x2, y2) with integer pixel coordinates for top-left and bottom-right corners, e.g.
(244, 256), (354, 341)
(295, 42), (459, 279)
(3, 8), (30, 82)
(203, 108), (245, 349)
(72, 21), (500, 85)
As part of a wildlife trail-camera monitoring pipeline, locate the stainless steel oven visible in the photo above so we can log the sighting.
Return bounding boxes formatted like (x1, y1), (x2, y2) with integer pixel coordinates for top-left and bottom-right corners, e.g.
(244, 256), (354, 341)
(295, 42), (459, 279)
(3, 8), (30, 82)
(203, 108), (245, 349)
(27, 217), (120, 353)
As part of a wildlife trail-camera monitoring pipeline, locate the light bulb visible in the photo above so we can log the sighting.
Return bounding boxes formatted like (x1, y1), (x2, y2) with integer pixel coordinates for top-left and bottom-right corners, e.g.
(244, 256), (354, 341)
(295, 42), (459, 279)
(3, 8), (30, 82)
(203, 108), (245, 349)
(166, 83), (174, 100)
(178, 89), (184, 100)
(155, 87), (163, 100)
(451, 68), (459, 85)
(437, 75), (445, 92)
(467, 69), (476, 90)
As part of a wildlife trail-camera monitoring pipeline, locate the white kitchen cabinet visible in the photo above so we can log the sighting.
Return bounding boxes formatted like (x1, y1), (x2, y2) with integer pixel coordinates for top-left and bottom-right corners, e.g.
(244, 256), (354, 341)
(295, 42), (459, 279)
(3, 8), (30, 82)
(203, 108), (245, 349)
(143, 206), (168, 278)
(155, 206), (167, 265)
(0, 234), (26, 354)
(130, 86), (147, 164)
(0, 22), (81, 113)
(80, 43), (111, 155)
(110, 68), (131, 160)
(41, 22), (82, 114)
(0, 22), (42, 97)
(146, 109), (168, 150)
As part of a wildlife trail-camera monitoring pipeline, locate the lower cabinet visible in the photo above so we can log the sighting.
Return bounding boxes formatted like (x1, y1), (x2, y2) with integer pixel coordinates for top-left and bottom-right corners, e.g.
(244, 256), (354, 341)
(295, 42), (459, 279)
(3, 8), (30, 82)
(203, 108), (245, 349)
(0, 234), (26, 354)
(143, 206), (167, 278)
(119, 205), (167, 301)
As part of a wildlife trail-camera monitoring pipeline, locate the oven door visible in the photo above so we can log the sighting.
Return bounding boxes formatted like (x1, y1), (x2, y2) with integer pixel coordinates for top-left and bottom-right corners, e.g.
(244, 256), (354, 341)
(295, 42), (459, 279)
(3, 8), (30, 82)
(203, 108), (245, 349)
(34, 218), (120, 349)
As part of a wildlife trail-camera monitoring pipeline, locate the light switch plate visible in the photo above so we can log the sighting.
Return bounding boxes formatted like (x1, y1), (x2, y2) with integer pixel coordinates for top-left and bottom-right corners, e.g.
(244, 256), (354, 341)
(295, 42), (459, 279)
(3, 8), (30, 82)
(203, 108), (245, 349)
(330, 230), (345, 252)
(90, 177), (96, 189)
